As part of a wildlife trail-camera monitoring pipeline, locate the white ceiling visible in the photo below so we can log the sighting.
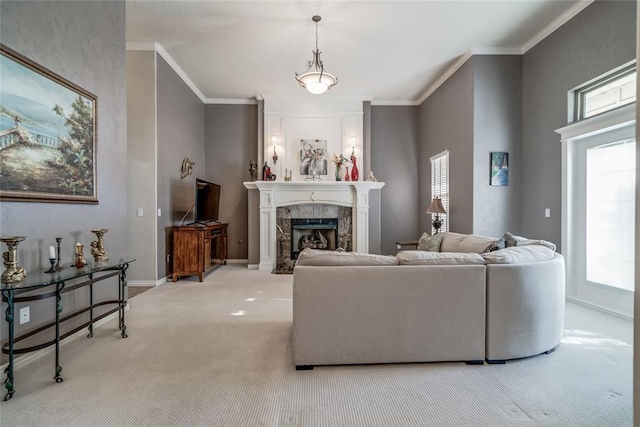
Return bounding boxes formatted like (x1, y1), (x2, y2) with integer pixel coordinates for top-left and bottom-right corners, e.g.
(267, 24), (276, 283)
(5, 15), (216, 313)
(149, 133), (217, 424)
(126, 0), (586, 103)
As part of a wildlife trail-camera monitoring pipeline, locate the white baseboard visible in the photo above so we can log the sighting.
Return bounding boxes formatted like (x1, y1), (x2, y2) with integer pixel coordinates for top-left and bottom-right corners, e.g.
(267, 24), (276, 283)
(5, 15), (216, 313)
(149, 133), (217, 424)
(0, 304), (130, 373)
(128, 280), (155, 287)
(226, 259), (248, 265)
(128, 276), (169, 287)
(247, 264), (258, 270)
(566, 296), (633, 322)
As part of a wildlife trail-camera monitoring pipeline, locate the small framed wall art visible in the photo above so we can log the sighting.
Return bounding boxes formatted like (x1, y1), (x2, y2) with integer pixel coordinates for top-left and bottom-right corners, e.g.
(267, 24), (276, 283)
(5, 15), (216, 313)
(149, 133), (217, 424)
(490, 152), (509, 186)
(300, 139), (327, 178)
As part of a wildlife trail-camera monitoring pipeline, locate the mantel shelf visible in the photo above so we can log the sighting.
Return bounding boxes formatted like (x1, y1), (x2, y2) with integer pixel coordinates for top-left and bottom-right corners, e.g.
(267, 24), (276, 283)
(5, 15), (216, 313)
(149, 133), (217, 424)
(243, 181), (385, 191)
(244, 180), (384, 271)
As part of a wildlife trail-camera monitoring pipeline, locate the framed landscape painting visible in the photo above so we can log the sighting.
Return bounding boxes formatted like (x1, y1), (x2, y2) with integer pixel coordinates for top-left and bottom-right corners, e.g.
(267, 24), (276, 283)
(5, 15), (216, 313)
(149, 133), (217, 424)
(0, 44), (98, 203)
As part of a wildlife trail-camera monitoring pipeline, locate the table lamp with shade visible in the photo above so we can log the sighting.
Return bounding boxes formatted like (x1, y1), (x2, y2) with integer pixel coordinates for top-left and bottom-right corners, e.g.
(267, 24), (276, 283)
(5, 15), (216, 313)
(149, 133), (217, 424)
(426, 197), (447, 234)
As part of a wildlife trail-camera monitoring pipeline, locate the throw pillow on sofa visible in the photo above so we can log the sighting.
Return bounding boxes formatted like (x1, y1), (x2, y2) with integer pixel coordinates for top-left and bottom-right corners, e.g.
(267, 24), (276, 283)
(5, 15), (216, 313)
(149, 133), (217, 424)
(502, 232), (556, 252)
(416, 232), (443, 252)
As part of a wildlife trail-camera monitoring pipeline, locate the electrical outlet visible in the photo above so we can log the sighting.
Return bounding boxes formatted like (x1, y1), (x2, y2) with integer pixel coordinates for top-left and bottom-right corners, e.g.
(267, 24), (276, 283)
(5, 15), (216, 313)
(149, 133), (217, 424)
(545, 208), (551, 218)
(136, 208), (143, 217)
(20, 307), (30, 325)
(166, 254), (171, 263)
(157, 208), (162, 217)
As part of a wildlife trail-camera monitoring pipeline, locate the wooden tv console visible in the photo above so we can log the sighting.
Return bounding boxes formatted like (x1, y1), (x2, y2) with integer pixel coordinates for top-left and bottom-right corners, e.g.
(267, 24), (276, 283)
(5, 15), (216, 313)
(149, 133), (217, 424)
(172, 222), (228, 282)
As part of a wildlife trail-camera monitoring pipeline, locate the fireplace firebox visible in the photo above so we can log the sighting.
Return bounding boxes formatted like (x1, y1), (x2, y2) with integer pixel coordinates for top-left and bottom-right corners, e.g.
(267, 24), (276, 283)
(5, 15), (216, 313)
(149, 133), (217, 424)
(290, 218), (338, 260)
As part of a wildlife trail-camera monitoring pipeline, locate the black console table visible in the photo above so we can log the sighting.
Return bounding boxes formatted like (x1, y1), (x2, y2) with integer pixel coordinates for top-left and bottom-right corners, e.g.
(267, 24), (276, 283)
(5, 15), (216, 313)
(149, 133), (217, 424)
(1, 257), (135, 401)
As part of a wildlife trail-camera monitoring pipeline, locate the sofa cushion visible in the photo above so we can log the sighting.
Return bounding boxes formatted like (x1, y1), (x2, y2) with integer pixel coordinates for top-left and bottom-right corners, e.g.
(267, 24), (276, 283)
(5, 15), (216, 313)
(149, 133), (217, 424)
(397, 251), (485, 265)
(481, 245), (556, 264)
(439, 232), (467, 252)
(503, 232), (556, 252)
(295, 248), (398, 267)
(416, 232), (443, 252)
(441, 232), (503, 253)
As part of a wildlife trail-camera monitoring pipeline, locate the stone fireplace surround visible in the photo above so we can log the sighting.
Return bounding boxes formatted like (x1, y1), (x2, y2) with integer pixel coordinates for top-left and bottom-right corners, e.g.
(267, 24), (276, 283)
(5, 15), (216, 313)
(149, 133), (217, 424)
(276, 205), (351, 273)
(243, 181), (385, 271)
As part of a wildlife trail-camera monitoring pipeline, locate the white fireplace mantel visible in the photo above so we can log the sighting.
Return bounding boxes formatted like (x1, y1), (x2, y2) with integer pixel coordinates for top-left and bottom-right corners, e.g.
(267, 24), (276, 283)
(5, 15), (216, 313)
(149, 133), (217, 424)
(243, 181), (385, 271)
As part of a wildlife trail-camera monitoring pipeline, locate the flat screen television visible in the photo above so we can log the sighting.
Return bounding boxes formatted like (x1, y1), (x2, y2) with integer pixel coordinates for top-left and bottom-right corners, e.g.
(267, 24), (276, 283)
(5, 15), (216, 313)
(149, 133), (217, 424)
(195, 178), (221, 223)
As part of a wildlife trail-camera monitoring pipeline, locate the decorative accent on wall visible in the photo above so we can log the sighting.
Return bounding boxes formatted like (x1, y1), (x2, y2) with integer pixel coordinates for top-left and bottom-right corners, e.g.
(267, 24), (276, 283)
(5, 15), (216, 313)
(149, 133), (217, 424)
(294, 16), (338, 95)
(271, 135), (279, 163)
(180, 156), (195, 180)
(490, 152), (509, 186)
(300, 139), (327, 180)
(0, 44), (98, 204)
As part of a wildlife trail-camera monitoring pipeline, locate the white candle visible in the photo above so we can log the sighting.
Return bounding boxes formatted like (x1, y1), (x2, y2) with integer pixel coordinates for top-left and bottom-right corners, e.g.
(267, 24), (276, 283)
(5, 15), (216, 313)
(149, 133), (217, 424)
(48, 245), (56, 259)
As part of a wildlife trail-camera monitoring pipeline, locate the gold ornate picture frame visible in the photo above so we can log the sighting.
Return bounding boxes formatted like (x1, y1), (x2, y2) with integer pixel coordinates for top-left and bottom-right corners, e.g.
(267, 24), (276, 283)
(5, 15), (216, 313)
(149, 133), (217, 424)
(0, 44), (98, 204)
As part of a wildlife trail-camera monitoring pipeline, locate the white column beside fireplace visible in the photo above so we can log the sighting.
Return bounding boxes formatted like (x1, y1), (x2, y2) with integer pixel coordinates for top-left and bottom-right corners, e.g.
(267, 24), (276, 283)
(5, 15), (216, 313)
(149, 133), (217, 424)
(243, 181), (385, 271)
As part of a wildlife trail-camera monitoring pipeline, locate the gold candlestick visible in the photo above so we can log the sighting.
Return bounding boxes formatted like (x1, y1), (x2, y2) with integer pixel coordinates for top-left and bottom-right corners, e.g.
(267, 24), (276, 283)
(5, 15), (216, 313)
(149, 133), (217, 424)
(75, 243), (87, 269)
(1, 236), (27, 284)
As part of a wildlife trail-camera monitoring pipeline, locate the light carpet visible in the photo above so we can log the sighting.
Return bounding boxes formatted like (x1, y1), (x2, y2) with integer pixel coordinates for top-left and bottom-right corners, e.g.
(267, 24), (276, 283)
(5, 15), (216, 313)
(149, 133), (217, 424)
(0, 265), (632, 426)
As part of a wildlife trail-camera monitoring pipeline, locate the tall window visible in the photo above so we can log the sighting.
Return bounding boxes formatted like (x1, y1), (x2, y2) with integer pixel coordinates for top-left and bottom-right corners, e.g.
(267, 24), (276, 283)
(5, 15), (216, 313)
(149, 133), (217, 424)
(585, 139), (635, 291)
(430, 150), (449, 233)
(559, 63), (636, 318)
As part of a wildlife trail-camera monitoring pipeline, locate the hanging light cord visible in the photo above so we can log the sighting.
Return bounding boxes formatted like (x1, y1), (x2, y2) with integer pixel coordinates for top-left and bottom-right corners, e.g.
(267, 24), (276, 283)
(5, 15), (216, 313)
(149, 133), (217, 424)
(314, 19), (325, 78)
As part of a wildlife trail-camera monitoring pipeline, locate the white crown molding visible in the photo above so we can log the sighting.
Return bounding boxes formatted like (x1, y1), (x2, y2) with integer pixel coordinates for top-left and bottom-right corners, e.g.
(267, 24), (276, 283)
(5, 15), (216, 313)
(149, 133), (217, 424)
(415, 0), (594, 105)
(153, 43), (207, 103)
(205, 98), (258, 105)
(371, 100), (419, 106)
(521, 0), (595, 54)
(128, 1), (595, 107)
(416, 49), (473, 105)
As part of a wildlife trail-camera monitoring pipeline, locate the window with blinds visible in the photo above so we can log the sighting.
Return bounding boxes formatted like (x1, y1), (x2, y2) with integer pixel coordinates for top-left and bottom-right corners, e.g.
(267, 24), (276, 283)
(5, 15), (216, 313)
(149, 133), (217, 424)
(430, 150), (449, 233)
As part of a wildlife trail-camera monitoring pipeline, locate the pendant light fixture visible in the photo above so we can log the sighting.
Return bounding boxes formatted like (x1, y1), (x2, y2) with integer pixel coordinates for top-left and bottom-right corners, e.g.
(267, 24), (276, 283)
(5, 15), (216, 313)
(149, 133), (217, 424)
(295, 15), (338, 95)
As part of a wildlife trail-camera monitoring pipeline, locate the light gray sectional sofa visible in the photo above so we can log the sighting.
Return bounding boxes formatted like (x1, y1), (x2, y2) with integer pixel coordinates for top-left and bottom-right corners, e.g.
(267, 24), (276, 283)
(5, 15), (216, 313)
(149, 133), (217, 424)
(292, 232), (565, 370)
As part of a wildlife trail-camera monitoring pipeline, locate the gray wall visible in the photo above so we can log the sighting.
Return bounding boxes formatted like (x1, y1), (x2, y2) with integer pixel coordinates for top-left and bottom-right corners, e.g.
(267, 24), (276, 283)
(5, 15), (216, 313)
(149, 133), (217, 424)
(418, 61), (475, 235)
(0, 1), (126, 341)
(473, 55), (523, 238)
(522, 0), (636, 247)
(370, 106), (420, 255)
(156, 54), (205, 278)
(127, 51), (157, 282)
(204, 104), (258, 260)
